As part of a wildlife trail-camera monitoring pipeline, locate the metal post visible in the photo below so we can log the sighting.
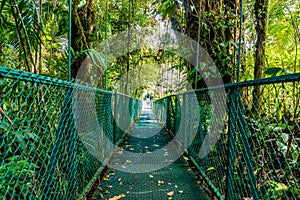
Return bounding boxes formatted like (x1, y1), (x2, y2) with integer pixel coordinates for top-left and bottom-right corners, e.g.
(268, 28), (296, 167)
(182, 93), (187, 153)
(226, 88), (238, 200)
(113, 92), (117, 144)
(43, 88), (72, 197)
(174, 96), (178, 135)
(67, 103), (77, 199)
(237, 98), (258, 200)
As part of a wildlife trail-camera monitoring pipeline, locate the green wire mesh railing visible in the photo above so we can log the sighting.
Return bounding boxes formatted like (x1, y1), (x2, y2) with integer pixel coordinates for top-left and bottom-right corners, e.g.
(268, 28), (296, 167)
(0, 66), (142, 199)
(153, 74), (300, 199)
(1, 64), (299, 200)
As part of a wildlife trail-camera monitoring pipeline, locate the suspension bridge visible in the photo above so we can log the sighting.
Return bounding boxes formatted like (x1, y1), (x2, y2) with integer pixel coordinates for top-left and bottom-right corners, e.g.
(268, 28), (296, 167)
(0, 0), (300, 198)
(0, 66), (299, 199)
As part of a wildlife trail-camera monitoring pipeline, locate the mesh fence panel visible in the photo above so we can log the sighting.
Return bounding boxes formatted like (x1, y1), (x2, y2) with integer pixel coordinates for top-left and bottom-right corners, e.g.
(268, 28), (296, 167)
(0, 66), (142, 199)
(153, 74), (300, 199)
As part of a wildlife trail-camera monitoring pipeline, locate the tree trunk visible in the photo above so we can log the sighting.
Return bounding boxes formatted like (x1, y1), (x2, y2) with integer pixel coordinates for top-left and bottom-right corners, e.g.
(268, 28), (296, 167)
(252, 0), (269, 118)
(71, 0), (96, 81)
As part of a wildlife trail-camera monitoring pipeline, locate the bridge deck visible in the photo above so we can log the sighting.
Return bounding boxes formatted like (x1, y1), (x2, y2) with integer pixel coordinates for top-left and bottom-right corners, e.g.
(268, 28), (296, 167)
(89, 107), (209, 199)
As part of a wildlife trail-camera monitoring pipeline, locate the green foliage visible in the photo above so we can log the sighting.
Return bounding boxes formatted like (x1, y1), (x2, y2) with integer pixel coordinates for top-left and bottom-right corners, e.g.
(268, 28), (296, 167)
(0, 156), (38, 199)
(243, 0), (300, 80)
(0, 1), (299, 200)
(265, 67), (293, 77)
(0, 0), (43, 71)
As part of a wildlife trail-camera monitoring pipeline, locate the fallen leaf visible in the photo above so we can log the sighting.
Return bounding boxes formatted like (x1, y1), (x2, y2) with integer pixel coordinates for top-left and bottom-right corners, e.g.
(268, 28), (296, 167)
(167, 191), (174, 196)
(158, 180), (164, 185)
(206, 167), (216, 171)
(221, 175), (226, 182)
(109, 194), (126, 200)
(179, 190), (184, 193)
(149, 175), (154, 178)
(174, 185), (178, 188)
(117, 151), (123, 155)
(106, 185), (113, 188)
(104, 190), (110, 194)
(109, 195), (122, 200)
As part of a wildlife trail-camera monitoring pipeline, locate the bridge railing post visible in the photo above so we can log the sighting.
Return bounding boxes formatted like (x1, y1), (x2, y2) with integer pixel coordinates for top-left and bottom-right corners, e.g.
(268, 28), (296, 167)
(182, 93), (187, 153)
(42, 87), (78, 199)
(42, 87), (70, 198)
(66, 97), (77, 199)
(170, 96), (176, 134)
(173, 96), (178, 136)
(225, 87), (238, 200)
(236, 97), (258, 200)
(226, 87), (259, 200)
(113, 92), (117, 145)
(166, 97), (171, 130)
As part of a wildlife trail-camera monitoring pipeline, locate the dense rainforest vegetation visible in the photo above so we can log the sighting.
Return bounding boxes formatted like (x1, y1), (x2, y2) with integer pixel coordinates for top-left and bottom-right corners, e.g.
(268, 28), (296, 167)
(0, 0), (299, 199)
(0, 0), (299, 97)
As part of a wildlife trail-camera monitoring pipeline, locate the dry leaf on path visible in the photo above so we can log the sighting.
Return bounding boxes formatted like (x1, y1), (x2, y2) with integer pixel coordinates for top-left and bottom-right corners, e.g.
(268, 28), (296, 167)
(108, 194), (125, 200)
(167, 191), (174, 196)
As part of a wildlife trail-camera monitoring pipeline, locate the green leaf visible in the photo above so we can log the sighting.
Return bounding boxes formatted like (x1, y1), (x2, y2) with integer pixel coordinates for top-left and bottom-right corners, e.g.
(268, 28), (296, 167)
(265, 67), (292, 77)
(206, 167), (215, 171)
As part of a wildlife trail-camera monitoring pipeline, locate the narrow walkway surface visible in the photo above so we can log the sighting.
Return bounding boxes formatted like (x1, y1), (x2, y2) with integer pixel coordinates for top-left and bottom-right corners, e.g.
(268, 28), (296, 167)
(90, 107), (209, 199)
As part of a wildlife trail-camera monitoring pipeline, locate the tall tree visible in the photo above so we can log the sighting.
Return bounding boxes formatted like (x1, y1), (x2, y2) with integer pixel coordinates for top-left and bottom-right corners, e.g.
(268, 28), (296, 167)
(254, 0), (269, 80)
(252, 0), (269, 116)
(0, 0), (42, 72)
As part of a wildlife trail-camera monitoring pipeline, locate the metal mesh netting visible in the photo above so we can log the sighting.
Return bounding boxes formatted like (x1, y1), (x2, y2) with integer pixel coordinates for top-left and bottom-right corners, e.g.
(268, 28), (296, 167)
(88, 108), (209, 199)
(153, 74), (300, 199)
(0, 66), (142, 199)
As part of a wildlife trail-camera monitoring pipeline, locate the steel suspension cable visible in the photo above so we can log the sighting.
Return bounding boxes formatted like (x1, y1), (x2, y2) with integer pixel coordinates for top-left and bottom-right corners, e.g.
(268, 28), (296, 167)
(120, 0), (124, 93)
(104, 0), (109, 89)
(237, 0), (243, 82)
(195, 0), (203, 89)
(68, 0), (72, 81)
